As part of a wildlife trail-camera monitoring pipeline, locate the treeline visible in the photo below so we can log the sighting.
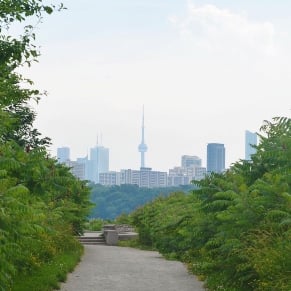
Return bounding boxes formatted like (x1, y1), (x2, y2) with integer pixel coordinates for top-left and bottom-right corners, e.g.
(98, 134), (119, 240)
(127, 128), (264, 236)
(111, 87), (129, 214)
(127, 117), (291, 291)
(89, 184), (194, 220)
(0, 2), (92, 290)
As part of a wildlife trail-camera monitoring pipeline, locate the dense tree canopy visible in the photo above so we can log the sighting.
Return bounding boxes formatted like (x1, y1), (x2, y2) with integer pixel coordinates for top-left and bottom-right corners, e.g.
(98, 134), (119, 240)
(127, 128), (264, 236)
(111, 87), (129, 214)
(0, 0), (65, 148)
(129, 117), (291, 291)
(90, 183), (194, 220)
(0, 1), (92, 289)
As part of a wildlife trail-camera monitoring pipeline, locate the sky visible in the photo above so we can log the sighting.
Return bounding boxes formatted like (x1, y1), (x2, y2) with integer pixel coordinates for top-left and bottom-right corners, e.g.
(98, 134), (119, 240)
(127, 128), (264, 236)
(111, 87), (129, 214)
(21, 0), (291, 171)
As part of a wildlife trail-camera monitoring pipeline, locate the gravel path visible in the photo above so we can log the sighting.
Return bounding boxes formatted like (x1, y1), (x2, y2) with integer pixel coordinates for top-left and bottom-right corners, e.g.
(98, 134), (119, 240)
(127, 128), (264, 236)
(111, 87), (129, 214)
(59, 245), (205, 291)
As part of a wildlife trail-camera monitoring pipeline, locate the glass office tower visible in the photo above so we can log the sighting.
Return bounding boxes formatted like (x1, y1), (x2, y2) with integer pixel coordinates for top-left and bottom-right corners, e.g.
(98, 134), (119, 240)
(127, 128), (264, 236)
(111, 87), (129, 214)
(207, 143), (225, 173)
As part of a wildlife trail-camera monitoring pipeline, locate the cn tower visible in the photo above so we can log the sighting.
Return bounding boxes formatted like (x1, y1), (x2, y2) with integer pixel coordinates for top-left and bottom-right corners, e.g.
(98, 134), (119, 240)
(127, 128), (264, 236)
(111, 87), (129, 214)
(138, 106), (148, 168)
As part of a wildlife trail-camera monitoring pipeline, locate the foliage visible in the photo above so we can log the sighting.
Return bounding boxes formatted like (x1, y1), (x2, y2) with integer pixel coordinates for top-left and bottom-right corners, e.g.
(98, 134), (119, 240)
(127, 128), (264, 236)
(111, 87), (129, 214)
(0, 1), (91, 290)
(12, 246), (83, 291)
(129, 117), (291, 290)
(89, 183), (195, 220)
(84, 218), (106, 231)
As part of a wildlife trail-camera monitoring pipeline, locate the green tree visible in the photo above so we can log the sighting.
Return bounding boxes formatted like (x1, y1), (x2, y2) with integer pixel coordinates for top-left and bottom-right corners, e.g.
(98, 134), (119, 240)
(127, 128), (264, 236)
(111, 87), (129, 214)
(129, 117), (291, 291)
(0, 1), (92, 290)
(0, 0), (65, 148)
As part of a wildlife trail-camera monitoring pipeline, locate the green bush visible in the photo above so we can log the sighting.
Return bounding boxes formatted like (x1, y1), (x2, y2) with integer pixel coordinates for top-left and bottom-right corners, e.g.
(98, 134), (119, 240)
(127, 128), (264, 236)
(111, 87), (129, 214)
(85, 218), (104, 231)
(130, 117), (291, 290)
(0, 2), (92, 289)
(12, 246), (83, 291)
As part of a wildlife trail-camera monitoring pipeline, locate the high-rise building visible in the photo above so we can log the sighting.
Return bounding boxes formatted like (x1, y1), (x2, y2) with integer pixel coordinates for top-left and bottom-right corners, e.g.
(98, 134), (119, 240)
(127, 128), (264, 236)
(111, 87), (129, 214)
(181, 155), (202, 168)
(245, 130), (257, 160)
(57, 141), (110, 183)
(168, 175), (191, 186)
(117, 168), (167, 188)
(207, 143), (225, 174)
(138, 106), (148, 168)
(139, 167), (167, 188)
(168, 155), (206, 186)
(99, 171), (121, 186)
(75, 156), (90, 180)
(68, 160), (86, 180)
(89, 145), (109, 183)
(57, 147), (70, 164)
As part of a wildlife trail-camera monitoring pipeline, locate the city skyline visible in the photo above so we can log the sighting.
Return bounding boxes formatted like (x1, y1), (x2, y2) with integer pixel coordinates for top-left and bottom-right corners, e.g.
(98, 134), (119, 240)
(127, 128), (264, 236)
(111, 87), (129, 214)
(57, 139), (207, 187)
(54, 120), (255, 172)
(56, 113), (258, 173)
(57, 127), (259, 187)
(56, 142), (206, 173)
(24, 1), (290, 172)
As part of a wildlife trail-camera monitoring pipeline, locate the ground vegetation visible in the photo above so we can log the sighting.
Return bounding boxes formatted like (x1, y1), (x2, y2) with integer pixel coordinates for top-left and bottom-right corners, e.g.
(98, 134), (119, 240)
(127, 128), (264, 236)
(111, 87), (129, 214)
(128, 117), (291, 290)
(0, 1), (92, 289)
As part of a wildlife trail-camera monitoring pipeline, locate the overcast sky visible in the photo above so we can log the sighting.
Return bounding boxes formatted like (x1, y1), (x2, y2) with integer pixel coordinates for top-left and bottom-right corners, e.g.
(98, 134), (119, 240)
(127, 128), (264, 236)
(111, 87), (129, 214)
(23, 0), (291, 171)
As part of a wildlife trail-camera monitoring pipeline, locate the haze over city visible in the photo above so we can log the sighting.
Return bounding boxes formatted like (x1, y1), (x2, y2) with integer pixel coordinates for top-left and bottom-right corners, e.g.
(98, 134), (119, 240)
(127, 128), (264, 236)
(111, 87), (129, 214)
(24, 0), (291, 171)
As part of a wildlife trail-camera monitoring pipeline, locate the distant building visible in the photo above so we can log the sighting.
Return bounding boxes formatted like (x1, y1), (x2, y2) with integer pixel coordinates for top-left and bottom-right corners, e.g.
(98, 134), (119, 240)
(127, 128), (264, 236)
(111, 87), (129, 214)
(168, 155), (206, 186)
(88, 145), (109, 183)
(120, 169), (141, 186)
(57, 147), (70, 164)
(168, 166), (206, 186)
(57, 141), (110, 183)
(68, 160), (86, 180)
(138, 106), (148, 168)
(194, 166), (207, 180)
(99, 107), (168, 188)
(139, 167), (167, 188)
(57, 147), (88, 179)
(245, 130), (257, 160)
(168, 175), (191, 186)
(99, 171), (121, 186)
(207, 143), (225, 174)
(75, 156), (90, 180)
(101, 168), (168, 188)
(181, 155), (201, 168)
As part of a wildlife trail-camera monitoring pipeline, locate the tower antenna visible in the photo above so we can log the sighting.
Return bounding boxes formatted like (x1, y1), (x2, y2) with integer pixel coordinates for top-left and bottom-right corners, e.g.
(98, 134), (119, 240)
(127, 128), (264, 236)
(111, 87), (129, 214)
(138, 105), (148, 168)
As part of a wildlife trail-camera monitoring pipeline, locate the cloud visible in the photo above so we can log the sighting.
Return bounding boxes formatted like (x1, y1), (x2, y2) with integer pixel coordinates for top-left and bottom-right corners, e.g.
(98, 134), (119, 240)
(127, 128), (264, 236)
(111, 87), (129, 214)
(169, 3), (276, 56)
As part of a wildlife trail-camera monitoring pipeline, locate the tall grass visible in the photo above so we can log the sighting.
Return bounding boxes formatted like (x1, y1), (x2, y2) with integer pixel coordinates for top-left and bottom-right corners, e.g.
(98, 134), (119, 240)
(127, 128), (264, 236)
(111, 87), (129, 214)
(12, 246), (83, 291)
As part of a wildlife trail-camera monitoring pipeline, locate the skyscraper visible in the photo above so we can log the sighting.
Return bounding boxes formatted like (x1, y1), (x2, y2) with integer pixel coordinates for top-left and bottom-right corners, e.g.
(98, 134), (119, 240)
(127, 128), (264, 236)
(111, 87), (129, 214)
(88, 145), (109, 183)
(138, 106), (148, 168)
(181, 155), (202, 168)
(168, 155), (206, 186)
(245, 130), (257, 160)
(68, 160), (86, 180)
(57, 147), (70, 164)
(207, 143), (225, 174)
